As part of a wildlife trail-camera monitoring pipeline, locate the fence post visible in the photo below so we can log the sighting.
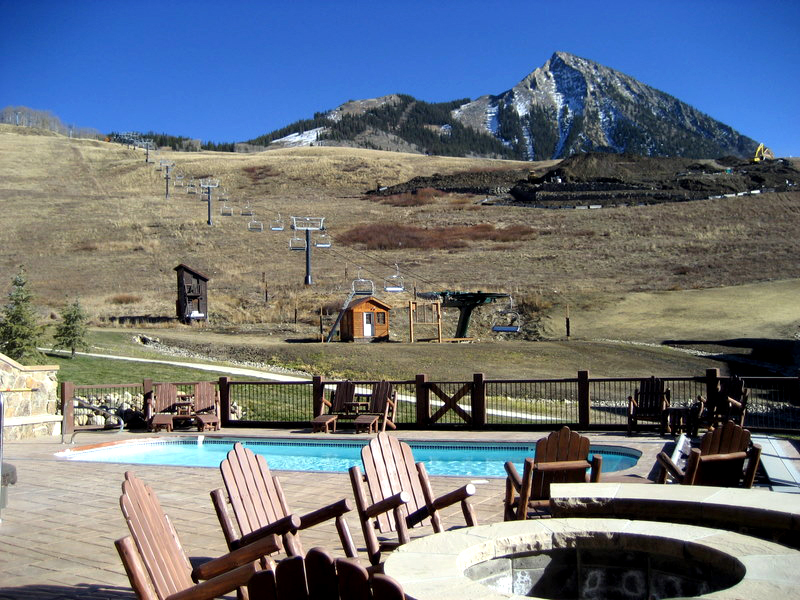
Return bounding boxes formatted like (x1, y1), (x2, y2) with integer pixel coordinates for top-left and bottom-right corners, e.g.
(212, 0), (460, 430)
(472, 373), (486, 428)
(313, 376), (325, 417)
(705, 368), (720, 399)
(142, 378), (153, 421)
(61, 381), (74, 441)
(415, 374), (429, 426)
(577, 370), (590, 428)
(218, 377), (230, 426)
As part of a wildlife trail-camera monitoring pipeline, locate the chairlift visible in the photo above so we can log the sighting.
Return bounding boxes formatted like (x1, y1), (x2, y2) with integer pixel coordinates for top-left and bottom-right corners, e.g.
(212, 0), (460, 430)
(220, 203), (233, 216)
(174, 171), (185, 186)
(491, 297), (522, 333)
(383, 264), (405, 293)
(270, 214), (285, 231)
(218, 188), (229, 202)
(186, 180), (197, 194)
(351, 268), (375, 295)
(240, 202), (254, 217)
(289, 235), (306, 251)
(247, 217), (263, 232)
(314, 231), (331, 248)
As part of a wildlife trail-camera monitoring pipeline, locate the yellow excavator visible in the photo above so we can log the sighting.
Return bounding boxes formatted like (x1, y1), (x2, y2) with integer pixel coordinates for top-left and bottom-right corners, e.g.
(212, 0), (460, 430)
(753, 143), (775, 162)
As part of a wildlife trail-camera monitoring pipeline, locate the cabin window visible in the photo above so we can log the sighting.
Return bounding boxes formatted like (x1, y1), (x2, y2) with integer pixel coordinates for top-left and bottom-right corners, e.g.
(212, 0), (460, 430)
(377, 312), (386, 325)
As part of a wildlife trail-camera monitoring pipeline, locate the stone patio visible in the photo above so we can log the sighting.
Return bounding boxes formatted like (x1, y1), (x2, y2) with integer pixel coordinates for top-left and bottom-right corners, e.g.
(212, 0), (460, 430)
(0, 428), (792, 599)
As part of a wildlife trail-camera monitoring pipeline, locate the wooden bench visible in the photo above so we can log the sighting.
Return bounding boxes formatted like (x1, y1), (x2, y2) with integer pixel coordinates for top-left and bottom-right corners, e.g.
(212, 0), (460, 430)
(195, 413), (220, 431)
(312, 414), (337, 433)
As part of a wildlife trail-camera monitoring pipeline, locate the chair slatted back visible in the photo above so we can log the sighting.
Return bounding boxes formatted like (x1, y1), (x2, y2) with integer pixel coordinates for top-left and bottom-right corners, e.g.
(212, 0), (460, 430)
(119, 472), (193, 600)
(329, 381), (356, 414)
(636, 377), (669, 417)
(152, 383), (178, 414)
(220, 443), (289, 542)
(367, 381), (393, 414)
(361, 434), (425, 533)
(531, 426), (592, 500)
(685, 449), (750, 487)
(193, 381), (217, 414)
(700, 420), (751, 455)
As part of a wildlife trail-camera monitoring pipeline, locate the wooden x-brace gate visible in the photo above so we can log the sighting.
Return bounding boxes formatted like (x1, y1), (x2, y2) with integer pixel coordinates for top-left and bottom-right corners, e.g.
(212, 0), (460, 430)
(428, 382), (472, 425)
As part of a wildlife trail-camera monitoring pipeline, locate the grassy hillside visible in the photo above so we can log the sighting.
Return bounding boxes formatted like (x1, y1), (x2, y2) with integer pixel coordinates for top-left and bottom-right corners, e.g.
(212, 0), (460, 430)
(1, 124), (799, 378)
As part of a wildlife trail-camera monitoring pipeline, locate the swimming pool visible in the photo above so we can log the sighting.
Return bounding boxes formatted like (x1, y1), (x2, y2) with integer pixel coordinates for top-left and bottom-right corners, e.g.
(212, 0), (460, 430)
(58, 436), (641, 478)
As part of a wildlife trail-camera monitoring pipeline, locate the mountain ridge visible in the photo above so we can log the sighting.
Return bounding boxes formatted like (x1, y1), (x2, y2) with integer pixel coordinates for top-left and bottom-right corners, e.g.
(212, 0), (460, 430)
(259, 52), (758, 160)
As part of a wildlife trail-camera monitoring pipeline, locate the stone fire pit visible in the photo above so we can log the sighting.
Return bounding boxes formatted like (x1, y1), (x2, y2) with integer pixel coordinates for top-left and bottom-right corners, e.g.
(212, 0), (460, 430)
(383, 518), (800, 600)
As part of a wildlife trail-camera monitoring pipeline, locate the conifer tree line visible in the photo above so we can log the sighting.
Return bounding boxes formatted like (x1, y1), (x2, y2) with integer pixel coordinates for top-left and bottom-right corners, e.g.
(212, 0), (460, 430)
(0, 268), (88, 364)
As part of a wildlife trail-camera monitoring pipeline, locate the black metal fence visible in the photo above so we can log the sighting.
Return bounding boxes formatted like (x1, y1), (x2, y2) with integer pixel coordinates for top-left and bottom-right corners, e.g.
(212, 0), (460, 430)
(61, 369), (800, 435)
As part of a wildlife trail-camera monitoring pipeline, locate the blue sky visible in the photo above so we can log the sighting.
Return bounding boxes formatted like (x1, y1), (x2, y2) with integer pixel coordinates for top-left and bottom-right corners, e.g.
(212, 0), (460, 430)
(2, 0), (798, 156)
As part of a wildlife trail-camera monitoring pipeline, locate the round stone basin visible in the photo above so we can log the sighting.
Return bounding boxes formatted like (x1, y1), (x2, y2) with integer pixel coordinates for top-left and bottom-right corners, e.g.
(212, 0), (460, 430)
(383, 518), (800, 600)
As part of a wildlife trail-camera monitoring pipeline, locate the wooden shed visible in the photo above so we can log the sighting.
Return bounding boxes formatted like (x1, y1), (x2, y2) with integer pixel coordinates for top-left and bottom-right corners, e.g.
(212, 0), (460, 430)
(340, 296), (391, 342)
(174, 264), (209, 324)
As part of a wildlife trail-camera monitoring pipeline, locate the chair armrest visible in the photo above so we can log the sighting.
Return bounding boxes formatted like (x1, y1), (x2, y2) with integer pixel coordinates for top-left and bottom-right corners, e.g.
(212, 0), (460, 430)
(174, 562), (259, 600)
(656, 451), (685, 483)
(191, 533), (280, 581)
(235, 513), (301, 549)
(363, 491), (411, 520)
(299, 498), (352, 530)
(533, 460), (592, 473)
(406, 483), (476, 528)
(743, 444), (762, 488)
(504, 460), (523, 492)
(589, 455), (602, 483)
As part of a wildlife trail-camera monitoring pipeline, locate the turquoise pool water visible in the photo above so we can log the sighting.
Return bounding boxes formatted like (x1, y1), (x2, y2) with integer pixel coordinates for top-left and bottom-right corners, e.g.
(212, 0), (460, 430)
(59, 437), (641, 478)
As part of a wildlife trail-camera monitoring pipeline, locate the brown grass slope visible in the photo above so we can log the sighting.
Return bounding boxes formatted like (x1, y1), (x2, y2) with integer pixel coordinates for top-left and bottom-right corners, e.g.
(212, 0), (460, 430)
(1, 124), (799, 371)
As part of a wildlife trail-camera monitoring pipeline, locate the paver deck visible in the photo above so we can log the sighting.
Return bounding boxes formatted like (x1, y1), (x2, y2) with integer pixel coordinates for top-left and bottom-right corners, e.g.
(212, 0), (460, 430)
(0, 428), (792, 599)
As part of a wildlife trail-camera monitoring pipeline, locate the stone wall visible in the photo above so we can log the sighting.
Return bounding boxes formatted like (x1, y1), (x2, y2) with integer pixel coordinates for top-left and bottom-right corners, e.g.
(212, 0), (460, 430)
(0, 353), (60, 440)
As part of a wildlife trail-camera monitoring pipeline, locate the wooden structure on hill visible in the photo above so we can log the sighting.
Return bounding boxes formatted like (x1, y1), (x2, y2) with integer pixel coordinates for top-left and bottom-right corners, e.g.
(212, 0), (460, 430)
(340, 296), (390, 342)
(174, 264), (209, 324)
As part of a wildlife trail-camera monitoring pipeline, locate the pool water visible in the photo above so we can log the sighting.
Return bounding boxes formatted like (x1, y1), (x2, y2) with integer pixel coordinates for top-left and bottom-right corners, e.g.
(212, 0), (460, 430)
(59, 437), (641, 478)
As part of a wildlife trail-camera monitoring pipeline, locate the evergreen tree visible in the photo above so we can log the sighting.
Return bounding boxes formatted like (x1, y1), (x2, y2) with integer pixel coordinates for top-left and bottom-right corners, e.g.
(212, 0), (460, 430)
(0, 268), (44, 363)
(53, 298), (89, 358)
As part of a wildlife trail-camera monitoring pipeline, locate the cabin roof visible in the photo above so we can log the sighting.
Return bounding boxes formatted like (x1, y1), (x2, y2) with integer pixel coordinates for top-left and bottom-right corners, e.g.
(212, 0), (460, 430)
(174, 263), (209, 281)
(346, 296), (392, 311)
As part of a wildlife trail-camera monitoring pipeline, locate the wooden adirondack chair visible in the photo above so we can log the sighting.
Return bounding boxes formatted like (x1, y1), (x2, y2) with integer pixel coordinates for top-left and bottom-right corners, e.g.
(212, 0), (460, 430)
(689, 375), (749, 436)
(247, 547), (405, 600)
(656, 420), (762, 488)
(627, 376), (671, 434)
(312, 381), (357, 432)
(348, 432), (478, 565)
(191, 381), (220, 431)
(504, 426), (602, 520)
(353, 380), (398, 433)
(211, 443), (357, 560)
(145, 383), (187, 432)
(116, 471), (291, 600)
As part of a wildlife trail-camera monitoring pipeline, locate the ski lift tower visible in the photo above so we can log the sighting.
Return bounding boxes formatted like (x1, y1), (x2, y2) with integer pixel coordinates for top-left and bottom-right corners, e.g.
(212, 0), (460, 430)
(419, 291), (510, 339)
(291, 216), (326, 285)
(160, 160), (175, 199)
(200, 178), (220, 225)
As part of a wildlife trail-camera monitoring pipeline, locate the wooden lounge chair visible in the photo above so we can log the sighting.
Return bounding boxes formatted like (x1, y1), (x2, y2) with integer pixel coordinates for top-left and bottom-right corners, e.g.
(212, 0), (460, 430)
(627, 376), (671, 435)
(145, 383), (188, 432)
(353, 380), (398, 433)
(212, 442), (357, 559)
(247, 546), (405, 600)
(192, 381), (221, 431)
(116, 471), (292, 600)
(689, 375), (748, 436)
(312, 380), (356, 432)
(656, 420), (762, 488)
(504, 426), (602, 520)
(349, 432), (478, 565)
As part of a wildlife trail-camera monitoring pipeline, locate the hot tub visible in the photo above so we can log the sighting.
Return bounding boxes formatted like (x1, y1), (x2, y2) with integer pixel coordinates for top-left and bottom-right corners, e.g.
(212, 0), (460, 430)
(383, 518), (800, 600)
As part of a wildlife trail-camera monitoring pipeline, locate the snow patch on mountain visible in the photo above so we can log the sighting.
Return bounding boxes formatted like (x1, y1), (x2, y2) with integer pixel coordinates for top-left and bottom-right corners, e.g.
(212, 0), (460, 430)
(269, 127), (326, 148)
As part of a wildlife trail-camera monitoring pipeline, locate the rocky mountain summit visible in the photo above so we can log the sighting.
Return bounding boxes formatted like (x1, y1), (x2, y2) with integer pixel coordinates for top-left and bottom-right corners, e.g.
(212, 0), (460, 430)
(260, 52), (759, 161)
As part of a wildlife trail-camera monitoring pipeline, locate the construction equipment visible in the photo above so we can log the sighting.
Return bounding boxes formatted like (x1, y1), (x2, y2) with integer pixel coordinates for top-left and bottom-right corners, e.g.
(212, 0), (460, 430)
(753, 143), (775, 162)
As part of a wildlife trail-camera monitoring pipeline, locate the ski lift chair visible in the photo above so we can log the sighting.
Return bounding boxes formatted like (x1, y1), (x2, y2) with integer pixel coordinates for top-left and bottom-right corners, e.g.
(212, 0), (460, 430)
(247, 217), (264, 232)
(383, 264), (405, 293)
(218, 188), (230, 202)
(220, 203), (233, 216)
(492, 297), (522, 333)
(174, 171), (185, 186)
(187, 180), (197, 194)
(351, 268), (375, 295)
(314, 232), (332, 248)
(240, 202), (254, 216)
(270, 214), (285, 231)
(289, 235), (306, 251)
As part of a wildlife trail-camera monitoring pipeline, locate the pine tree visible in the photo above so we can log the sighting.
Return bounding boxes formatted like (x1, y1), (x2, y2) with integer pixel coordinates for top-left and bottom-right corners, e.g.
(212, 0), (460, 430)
(0, 268), (44, 363)
(53, 298), (89, 358)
